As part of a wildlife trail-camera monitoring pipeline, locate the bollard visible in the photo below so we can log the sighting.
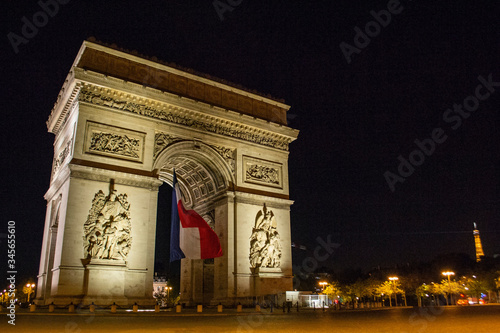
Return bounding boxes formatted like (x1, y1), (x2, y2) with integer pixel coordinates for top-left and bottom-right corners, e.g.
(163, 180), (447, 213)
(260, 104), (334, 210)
(49, 303), (55, 312)
(89, 303), (95, 313)
(296, 301), (299, 312)
(176, 304), (182, 313)
(155, 304), (160, 312)
(237, 303), (242, 312)
(133, 303), (139, 312)
(255, 304), (261, 312)
(283, 302), (285, 313)
(30, 304), (36, 312)
(111, 303), (117, 313)
(197, 304), (203, 313)
(322, 301), (325, 312)
(270, 302), (273, 313)
(68, 303), (75, 313)
(217, 303), (223, 313)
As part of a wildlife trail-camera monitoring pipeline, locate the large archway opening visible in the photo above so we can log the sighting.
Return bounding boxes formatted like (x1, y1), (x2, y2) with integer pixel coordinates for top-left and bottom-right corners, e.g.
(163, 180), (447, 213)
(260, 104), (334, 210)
(153, 141), (234, 305)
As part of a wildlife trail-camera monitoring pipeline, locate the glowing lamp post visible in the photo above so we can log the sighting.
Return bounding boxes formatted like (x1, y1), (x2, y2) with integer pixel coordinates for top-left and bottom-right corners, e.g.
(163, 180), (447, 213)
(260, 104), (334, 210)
(442, 271), (455, 305)
(165, 286), (173, 306)
(389, 277), (399, 307)
(26, 283), (36, 303)
(319, 281), (327, 291)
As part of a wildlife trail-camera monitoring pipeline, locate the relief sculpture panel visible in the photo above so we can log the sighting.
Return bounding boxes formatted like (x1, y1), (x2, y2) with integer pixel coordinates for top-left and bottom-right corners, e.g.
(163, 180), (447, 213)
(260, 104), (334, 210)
(83, 189), (132, 261)
(249, 204), (282, 269)
(243, 156), (282, 189)
(84, 121), (145, 162)
(52, 139), (72, 177)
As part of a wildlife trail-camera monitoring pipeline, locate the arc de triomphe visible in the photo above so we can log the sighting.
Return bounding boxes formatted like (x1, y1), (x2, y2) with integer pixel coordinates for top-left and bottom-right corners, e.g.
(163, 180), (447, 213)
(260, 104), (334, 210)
(36, 40), (299, 306)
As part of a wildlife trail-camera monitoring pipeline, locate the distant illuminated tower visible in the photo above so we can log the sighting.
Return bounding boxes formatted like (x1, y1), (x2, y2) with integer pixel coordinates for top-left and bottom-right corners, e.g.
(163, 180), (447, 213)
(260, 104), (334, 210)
(473, 223), (485, 262)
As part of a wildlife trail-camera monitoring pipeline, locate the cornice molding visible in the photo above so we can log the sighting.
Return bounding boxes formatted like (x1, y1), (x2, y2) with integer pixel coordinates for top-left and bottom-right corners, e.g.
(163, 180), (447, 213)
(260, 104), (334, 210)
(234, 191), (294, 210)
(69, 164), (162, 190)
(46, 69), (80, 134)
(77, 82), (295, 151)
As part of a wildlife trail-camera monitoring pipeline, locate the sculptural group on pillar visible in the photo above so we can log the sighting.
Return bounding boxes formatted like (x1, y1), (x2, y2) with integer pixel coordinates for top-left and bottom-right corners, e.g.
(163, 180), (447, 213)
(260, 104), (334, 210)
(83, 189), (132, 261)
(249, 204), (282, 268)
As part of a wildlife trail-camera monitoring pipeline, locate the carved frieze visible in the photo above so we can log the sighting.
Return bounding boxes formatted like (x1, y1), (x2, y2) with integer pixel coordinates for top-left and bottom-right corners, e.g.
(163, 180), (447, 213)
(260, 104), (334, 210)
(52, 139), (72, 176)
(243, 156), (283, 189)
(79, 89), (290, 151)
(84, 121), (145, 162)
(89, 132), (140, 158)
(249, 204), (282, 269)
(83, 189), (132, 261)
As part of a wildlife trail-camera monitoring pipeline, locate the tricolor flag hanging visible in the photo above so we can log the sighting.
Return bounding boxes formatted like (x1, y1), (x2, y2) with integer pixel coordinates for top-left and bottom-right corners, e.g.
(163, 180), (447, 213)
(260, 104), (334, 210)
(170, 170), (223, 262)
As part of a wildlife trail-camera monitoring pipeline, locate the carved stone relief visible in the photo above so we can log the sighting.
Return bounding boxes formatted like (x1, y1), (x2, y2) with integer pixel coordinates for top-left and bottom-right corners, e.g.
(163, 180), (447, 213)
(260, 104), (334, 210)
(249, 204), (282, 269)
(79, 89), (291, 151)
(84, 121), (145, 162)
(83, 189), (132, 261)
(243, 156), (283, 188)
(246, 165), (280, 185)
(52, 139), (72, 176)
(153, 132), (183, 161)
(202, 210), (216, 231)
(89, 132), (140, 158)
(210, 145), (235, 175)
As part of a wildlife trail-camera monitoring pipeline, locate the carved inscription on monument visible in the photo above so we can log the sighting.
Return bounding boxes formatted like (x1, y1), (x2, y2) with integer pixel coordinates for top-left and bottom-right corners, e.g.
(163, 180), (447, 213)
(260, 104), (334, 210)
(249, 204), (282, 269)
(84, 121), (145, 162)
(83, 189), (132, 261)
(243, 156), (282, 188)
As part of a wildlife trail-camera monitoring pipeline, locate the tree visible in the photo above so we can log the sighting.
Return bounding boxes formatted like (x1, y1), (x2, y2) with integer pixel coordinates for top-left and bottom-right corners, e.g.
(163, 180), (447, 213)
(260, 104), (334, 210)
(461, 276), (489, 302)
(438, 279), (464, 305)
(322, 282), (342, 304)
(429, 281), (449, 305)
(375, 281), (403, 307)
(415, 283), (431, 307)
(349, 279), (373, 304)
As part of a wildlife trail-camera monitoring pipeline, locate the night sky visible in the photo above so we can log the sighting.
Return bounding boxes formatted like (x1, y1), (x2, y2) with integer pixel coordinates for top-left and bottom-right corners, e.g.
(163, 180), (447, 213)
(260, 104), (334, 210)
(1, 0), (499, 284)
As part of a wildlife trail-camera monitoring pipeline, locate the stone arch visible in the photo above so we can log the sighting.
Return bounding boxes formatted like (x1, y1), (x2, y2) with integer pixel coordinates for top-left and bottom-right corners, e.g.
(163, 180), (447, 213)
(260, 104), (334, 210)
(38, 41), (298, 307)
(153, 141), (235, 305)
(153, 141), (235, 208)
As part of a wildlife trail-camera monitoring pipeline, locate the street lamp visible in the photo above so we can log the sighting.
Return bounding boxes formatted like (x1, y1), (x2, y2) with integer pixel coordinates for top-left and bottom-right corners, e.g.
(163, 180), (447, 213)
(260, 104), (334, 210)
(26, 283), (36, 303)
(389, 277), (399, 307)
(165, 285), (173, 306)
(319, 281), (327, 291)
(442, 271), (455, 305)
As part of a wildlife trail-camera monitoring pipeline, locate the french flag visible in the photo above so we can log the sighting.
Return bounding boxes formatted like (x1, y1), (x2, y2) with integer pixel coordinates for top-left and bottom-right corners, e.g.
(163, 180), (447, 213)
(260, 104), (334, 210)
(170, 170), (223, 262)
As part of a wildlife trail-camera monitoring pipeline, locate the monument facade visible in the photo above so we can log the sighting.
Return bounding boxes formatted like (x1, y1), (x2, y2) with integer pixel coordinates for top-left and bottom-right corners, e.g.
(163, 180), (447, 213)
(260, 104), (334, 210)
(36, 40), (299, 306)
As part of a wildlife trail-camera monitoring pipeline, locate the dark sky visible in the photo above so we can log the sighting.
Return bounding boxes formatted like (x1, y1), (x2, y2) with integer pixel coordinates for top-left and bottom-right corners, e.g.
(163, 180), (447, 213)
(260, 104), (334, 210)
(1, 0), (499, 283)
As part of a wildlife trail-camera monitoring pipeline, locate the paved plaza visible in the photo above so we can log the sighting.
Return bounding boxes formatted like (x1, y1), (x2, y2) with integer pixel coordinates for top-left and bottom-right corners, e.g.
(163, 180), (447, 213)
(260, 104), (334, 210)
(2, 305), (499, 332)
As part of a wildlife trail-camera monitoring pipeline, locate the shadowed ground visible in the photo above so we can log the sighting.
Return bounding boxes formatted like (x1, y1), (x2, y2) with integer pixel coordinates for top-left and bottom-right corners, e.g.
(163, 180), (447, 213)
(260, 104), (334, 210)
(1, 305), (499, 332)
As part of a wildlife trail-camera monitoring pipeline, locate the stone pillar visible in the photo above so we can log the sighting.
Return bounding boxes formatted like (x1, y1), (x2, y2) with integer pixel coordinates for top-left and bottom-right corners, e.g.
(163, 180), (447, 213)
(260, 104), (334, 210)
(37, 163), (161, 306)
